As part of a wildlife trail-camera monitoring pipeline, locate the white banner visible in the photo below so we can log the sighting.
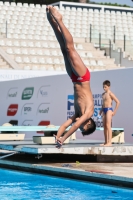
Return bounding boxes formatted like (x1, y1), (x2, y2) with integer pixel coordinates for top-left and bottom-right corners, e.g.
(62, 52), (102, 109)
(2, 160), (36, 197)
(0, 69), (66, 81)
(0, 68), (133, 142)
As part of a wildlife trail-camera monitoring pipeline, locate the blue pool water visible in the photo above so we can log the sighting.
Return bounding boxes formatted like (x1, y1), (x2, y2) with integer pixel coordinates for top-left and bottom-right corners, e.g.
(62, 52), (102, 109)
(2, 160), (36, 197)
(0, 168), (133, 200)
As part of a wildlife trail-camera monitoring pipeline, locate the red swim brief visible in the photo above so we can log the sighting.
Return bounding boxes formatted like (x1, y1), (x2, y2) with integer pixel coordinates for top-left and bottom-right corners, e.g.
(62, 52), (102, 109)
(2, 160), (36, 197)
(71, 68), (90, 83)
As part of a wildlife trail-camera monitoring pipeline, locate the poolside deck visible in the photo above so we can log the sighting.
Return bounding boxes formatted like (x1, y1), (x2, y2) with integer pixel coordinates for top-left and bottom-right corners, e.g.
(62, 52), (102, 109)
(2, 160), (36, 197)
(0, 140), (133, 189)
(0, 152), (133, 189)
(0, 139), (133, 156)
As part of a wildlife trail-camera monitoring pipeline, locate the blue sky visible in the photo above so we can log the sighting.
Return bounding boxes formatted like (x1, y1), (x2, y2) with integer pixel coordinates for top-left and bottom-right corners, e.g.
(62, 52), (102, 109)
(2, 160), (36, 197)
(92, 0), (133, 6)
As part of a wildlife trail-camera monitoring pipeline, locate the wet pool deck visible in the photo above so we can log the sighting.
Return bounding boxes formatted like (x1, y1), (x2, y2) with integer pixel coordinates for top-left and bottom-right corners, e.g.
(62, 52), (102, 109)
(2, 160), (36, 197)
(0, 149), (133, 188)
(0, 139), (133, 188)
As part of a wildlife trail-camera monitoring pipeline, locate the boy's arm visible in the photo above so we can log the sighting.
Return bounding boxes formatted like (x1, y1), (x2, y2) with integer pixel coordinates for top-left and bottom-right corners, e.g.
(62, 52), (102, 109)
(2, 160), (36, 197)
(99, 93), (104, 115)
(57, 111), (93, 144)
(56, 115), (76, 138)
(110, 92), (120, 115)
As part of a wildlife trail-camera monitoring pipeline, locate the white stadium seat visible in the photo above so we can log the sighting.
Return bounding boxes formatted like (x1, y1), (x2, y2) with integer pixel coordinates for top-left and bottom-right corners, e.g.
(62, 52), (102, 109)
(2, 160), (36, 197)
(31, 57), (38, 64)
(15, 57), (22, 63)
(37, 50), (43, 56)
(46, 58), (53, 64)
(0, 3), (131, 71)
(6, 48), (13, 54)
(39, 58), (45, 64)
(24, 66), (31, 70)
(6, 40), (12, 46)
(54, 58), (60, 65)
(90, 60), (97, 67)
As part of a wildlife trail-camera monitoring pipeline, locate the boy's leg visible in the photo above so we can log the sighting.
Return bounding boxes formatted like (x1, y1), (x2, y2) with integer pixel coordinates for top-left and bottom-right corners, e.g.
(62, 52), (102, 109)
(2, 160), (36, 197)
(100, 114), (107, 146)
(46, 8), (72, 77)
(48, 6), (87, 77)
(104, 111), (112, 146)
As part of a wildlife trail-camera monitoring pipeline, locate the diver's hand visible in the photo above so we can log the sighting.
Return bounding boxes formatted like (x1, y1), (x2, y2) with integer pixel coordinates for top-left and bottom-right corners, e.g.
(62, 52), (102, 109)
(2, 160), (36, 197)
(54, 135), (64, 148)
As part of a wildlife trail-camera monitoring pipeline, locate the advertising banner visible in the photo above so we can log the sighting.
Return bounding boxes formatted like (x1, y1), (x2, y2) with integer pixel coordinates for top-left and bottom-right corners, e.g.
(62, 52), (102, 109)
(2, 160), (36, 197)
(0, 68), (132, 142)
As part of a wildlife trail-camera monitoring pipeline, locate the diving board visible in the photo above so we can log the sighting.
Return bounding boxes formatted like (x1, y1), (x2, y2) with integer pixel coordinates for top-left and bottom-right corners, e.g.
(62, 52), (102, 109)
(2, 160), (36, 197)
(0, 126), (124, 131)
(0, 125), (76, 143)
(0, 126), (69, 131)
(0, 125), (124, 144)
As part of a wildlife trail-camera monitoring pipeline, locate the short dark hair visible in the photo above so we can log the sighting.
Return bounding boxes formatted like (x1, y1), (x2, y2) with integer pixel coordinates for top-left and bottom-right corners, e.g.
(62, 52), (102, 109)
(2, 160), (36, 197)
(82, 118), (96, 136)
(103, 80), (110, 87)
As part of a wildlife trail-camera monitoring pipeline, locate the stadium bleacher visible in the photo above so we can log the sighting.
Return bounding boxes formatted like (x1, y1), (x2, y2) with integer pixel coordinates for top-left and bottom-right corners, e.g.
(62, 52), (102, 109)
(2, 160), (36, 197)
(0, 1), (132, 71)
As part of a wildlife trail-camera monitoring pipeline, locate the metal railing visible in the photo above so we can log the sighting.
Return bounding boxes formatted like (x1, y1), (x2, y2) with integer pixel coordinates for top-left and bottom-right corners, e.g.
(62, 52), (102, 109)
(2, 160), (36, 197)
(88, 24), (132, 66)
(89, 24), (129, 53)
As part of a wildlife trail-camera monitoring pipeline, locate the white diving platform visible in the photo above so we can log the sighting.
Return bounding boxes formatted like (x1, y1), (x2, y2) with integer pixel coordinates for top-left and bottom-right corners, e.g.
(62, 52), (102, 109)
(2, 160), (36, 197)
(0, 126), (131, 156)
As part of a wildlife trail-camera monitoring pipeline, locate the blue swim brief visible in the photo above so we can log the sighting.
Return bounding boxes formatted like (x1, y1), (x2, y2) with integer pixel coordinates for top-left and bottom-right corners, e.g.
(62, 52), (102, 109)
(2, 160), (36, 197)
(103, 107), (113, 115)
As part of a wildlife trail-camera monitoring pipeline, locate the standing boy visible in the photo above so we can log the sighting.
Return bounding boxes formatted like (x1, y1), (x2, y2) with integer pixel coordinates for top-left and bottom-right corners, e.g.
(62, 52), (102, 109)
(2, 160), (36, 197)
(99, 80), (120, 146)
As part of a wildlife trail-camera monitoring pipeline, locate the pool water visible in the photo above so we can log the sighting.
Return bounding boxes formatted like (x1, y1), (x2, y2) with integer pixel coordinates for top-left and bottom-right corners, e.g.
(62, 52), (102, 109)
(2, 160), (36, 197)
(0, 168), (133, 200)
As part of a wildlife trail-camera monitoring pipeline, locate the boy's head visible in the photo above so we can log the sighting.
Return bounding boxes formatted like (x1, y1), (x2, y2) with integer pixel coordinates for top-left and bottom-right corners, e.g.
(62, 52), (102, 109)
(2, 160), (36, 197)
(103, 80), (110, 92)
(79, 118), (96, 136)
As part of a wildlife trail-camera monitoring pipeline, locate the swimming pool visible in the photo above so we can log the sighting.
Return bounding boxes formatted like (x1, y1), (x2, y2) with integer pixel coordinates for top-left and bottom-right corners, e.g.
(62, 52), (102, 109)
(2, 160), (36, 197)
(0, 168), (133, 200)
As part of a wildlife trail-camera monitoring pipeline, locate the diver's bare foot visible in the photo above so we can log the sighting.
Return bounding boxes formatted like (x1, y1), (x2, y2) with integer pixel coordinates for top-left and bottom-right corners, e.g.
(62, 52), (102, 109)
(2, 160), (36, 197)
(104, 143), (112, 147)
(48, 6), (62, 23)
(46, 6), (57, 23)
